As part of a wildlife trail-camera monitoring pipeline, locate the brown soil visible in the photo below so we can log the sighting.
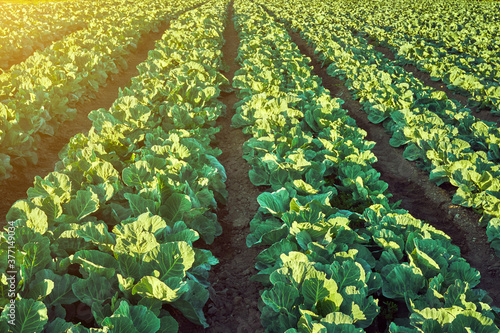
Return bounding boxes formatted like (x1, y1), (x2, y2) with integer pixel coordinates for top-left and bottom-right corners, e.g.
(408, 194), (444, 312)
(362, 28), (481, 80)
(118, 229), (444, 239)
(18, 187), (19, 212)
(365, 37), (500, 125)
(287, 29), (500, 307)
(175, 4), (265, 332)
(0, 21), (171, 227)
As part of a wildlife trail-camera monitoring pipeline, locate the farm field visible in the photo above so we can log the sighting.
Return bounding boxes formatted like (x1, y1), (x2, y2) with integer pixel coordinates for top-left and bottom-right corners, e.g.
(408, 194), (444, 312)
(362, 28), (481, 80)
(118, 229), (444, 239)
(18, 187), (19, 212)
(0, 0), (499, 332)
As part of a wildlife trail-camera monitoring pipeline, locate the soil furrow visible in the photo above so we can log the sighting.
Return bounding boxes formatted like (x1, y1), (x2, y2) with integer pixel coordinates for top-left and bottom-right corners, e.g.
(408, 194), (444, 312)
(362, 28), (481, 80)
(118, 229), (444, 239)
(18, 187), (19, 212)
(0, 21), (171, 227)
(175, 3), (265, 332)
(286, 28), (500, 307)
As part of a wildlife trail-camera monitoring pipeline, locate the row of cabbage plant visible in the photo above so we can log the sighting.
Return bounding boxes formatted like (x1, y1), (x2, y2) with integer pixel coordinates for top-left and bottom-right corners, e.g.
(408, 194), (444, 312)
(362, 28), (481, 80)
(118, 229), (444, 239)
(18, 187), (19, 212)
(0, 0), (201, 181)
(231, 0), (499, 331)
(262, 0), (500, 259)
(328, 0), (500, 115)
(329, 0), (500, 63)
(0, 0), (112, 69)
(0, 0), (230, 331)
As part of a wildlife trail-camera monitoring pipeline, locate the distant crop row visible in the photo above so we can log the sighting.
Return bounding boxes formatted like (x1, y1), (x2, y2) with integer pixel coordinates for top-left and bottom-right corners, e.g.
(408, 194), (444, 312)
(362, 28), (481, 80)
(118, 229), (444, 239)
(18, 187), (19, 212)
(0, 0), (110, 69)
(328, 0), (500, 114)
(262, 0), (500, 260)
(0, 0), (192, 181)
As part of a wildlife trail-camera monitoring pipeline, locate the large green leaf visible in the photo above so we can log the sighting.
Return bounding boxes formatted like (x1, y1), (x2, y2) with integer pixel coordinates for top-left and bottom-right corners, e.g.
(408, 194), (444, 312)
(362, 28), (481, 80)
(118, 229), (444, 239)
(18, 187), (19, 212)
(301, 269), (333, 309)
(113, 216), (160, 256)
(0, 298), (47, 333)
(402, 143), (422, 161)
(317, 312), (362, 332)
(122, 161), (154, 189)
(271, 263), (310, 289)
(340, 286), (380, 328)
(105, 202), (132, 224)
(382, 264), (425, 301)
(257, 188), (290, 216)
(36, 196), (63, 222)
(26, 172), (72, 202)
(255, 238), (298, 268)
(72, 274), (113, 306)
(72, 250), (119, 279)
(410, 307), (457, 329)
(293, 179), (319, 195)
(409, 238), (449, 279)
(30, 270), (79, 306)
(141, 242), (195, 281)
(76, 221), (116, 252)
(443, 280), (474, 309)
(137, 297), (162, 317)
(372, 229), (405, 260)
(102, 301), (160, 333)
(21, 237), (51, 284)
(190, 213), (221, 244)
(124, 193), (158, 217)
(131, 213), (167, 235)
(42, 318), (86, 332)
(157, 313), (178, 333)
(60, 189), (99, 222)
(171, 280), (209, 328)
(249, 167), (270, 186)
(486, 218), (500, 257)
(87, 161), (120, 183)
(367, 104), (390, 124)
(132, 276), (187, 302)
(262, 281), (300, 313)
(159, 193), (192, 224)
(330, 260), (366, 290)
(205, 154), (226, 182)
(247, 217), (288, 247)
(162, 221), (199, 244)
(269, 168), (291, 189)
(117, 254), (141, 281)
(449, 310), (498, 333)
(6, 201), (48, 234)
(102, 315), (139, 333)
(445, 261), (480, 289)
(24, 275), (54, 302)
(90, 182), (116, 203)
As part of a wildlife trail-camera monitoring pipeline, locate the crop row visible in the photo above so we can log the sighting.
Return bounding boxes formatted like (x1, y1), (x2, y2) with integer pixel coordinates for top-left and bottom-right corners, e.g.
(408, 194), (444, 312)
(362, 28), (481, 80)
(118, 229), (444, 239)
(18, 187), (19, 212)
(0, 0), (230, 331)
(328, 0), (500, 114)
(0, 0), (199, 181)
(337, 0), (500, 61)
(0, 0), (109, 69)
(232, 0), (499, 331)
(261, 0), (500, 259)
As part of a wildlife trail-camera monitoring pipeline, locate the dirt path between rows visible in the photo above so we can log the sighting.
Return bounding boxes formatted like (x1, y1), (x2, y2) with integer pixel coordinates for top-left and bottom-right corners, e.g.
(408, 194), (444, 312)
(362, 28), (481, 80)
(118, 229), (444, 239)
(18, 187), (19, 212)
(0, 21), (171, 228)
(286, 29), (500, 307)
(364, 37), (500, 125)
(174, 4), (265, 332)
